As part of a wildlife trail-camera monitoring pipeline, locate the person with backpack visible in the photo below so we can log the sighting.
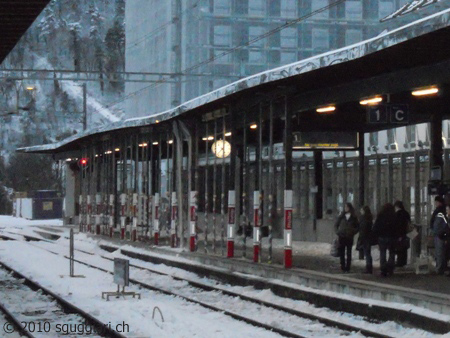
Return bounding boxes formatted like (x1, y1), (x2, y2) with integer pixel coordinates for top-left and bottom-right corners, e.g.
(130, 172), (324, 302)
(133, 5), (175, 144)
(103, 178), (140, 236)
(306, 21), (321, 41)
(334, 203), (359, 273)
(432, 204), (450, 275)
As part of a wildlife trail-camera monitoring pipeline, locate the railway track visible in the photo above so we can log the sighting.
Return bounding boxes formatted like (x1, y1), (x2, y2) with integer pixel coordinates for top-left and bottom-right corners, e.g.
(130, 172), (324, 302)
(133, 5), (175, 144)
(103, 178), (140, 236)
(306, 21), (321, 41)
(2, 228), (447, 337)
(0, 262), (125, 338)
(1, 232), (395, 338)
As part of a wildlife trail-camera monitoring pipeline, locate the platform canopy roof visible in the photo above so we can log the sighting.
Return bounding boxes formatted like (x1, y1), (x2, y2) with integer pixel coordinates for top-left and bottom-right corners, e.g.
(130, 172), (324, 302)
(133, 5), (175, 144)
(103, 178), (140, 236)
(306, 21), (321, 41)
(18, 7), (450, 155)
(0, 0), (51, 64)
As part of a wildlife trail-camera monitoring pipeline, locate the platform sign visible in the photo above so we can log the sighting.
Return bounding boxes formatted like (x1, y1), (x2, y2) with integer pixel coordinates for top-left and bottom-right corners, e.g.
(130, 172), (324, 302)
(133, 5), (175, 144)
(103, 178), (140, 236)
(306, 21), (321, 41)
(113, 258), (129, 287)
(390, 104), (409, 124)
(368, 104), (409, 124)
(368, 106), (388, 123)
(293, 132), (358, 149)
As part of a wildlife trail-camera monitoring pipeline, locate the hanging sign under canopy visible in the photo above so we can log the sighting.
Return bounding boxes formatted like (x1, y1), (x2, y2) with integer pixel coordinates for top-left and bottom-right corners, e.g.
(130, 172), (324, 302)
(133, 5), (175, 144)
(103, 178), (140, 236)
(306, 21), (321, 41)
(293, 132), (359, 150)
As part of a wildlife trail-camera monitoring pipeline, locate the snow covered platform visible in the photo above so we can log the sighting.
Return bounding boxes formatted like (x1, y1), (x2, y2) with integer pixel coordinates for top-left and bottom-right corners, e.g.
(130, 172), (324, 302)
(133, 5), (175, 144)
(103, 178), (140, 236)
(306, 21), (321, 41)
(88, 234), (450, 318)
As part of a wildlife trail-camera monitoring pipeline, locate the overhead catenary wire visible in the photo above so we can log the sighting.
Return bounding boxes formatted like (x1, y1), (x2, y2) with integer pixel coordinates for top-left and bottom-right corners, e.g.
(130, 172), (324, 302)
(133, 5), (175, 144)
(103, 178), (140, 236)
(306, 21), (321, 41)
(125, 0), (202, 52)
(80, 0), (348, 121)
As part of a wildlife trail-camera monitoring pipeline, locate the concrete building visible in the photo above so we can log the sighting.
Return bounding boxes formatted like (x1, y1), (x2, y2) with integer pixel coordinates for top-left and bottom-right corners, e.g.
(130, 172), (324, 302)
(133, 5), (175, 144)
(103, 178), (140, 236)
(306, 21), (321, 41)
(125, 0), (449, 155)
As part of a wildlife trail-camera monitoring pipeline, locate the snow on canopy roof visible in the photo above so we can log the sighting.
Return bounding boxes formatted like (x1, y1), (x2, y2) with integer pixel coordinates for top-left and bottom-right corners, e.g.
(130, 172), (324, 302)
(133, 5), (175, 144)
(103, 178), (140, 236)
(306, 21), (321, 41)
(18, 7), (450, 154)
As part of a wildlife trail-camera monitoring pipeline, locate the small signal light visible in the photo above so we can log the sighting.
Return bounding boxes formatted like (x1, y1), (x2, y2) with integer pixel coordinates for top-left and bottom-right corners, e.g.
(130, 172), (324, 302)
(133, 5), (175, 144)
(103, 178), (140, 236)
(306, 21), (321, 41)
(79, 158), (89, 168)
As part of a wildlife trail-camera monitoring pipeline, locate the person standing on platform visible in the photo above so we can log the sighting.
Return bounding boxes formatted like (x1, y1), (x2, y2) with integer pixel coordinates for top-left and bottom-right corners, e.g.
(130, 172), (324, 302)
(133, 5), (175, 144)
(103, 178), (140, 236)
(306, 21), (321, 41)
(359, 206), (374, 274)
(334, 203), (359, 273)
(373, 203), (397, 276)
(430, 196), (446, 231)
(432, 204), (450, 275)
(394, 201), (411, 267)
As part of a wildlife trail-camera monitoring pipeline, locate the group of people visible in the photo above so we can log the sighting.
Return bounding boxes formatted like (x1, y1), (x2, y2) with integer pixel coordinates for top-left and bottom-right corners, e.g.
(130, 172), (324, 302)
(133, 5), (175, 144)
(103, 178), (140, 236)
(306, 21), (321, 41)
(334, 201), (412, 276)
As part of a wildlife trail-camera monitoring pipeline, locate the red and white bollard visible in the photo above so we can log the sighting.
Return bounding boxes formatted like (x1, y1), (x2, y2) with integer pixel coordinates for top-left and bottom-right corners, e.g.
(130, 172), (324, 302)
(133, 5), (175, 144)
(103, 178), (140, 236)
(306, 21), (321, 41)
(140, 194), (147, 240)
(154, 193), (160, 245)
(227, 190), (236, 258)
(109, 194), (114, 238)
(171, 192), (178, 248)
(189, 191), (198, 252)
(120, 193), (126, 240)
(253, 191), (260, 263)
(284, 190), (293, 268)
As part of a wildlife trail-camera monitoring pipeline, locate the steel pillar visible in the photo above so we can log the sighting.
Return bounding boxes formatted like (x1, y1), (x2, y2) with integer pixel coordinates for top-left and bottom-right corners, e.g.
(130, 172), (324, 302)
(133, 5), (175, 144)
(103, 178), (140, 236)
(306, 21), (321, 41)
(284, 97), (293, 268)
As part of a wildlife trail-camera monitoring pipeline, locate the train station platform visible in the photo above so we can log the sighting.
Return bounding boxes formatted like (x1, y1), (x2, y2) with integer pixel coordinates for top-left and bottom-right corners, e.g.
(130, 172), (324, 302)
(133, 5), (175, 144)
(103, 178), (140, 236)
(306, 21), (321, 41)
(73, 230), (450, 316)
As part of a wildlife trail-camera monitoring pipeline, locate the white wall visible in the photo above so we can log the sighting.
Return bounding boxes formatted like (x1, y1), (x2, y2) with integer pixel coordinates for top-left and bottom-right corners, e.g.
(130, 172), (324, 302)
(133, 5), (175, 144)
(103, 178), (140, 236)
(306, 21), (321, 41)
(14, 198), (33, 219)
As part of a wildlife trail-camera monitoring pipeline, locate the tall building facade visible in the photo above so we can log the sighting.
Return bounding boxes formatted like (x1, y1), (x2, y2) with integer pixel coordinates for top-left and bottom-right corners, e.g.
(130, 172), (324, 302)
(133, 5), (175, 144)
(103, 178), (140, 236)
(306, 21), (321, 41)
(125, 0), (446, 118)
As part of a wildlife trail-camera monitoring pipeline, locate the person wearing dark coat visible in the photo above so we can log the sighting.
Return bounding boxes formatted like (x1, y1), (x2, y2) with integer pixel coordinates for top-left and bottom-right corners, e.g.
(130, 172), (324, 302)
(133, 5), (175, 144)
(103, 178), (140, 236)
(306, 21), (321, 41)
(359, 206), (374, 274)
(373, 203), (397, 276)
(432, 205), (450, 274)
(394, 201), (411, 267)
(430, 196), (446, 231)
(334, 202), (359, 273)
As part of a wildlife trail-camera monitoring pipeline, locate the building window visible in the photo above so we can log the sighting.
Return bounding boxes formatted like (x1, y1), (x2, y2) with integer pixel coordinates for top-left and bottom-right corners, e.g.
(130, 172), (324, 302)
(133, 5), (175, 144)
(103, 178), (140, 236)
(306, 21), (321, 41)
(214, 49), (232, 63)
(269, 1), (280, 16)
(249, 50), (264, 63)
(406, 125), (416, 143)
(281, 27), (297, 48)
(345, 28), (362, 46)
(281, 51), (297, 64)
(214, 0), (231, 15)
(379, 0), (394, 20)
(235, 0), (248, 14)
(387, 128), (396, 145)
(249, 26), (265, 47)
(213, 25), (231, 46)
(345, 1), (362, 20)
(311, 0), (329, 19)
(268, 50), (280, 63)
(213, 78), (229, 89)
(369, 132), (378, 147)
(281, 0), (297, 18)
(312, 28), (329, 50)
(249, 0), (265, 17)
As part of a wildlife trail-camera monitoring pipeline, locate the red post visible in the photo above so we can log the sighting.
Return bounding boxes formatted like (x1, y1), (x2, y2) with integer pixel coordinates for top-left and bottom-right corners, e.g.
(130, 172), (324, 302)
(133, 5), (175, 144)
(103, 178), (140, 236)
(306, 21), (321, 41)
(154, 193), (160, 245)
(253, 191), (260, 263)
(132, 193), (138, 242)
(227, 190), (236, 258)
(120, 193), (126, 240)
(284, 190), (293, 268)
(189, 191), (197, 252)
(171, 192), (177, 247)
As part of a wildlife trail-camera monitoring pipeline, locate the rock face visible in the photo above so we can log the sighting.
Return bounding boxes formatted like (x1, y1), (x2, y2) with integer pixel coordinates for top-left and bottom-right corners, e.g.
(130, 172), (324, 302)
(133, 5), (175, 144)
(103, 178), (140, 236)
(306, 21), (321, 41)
(0, 0), (125, 155)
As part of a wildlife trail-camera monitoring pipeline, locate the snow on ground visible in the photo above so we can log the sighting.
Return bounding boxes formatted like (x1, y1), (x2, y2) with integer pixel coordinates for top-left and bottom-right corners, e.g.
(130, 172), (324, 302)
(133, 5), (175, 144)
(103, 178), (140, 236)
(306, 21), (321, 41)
(0, 216), (448, 337)
(0, 216), (63, 228)
(0, 314), (21, 338)
(0, 241), (283, 338)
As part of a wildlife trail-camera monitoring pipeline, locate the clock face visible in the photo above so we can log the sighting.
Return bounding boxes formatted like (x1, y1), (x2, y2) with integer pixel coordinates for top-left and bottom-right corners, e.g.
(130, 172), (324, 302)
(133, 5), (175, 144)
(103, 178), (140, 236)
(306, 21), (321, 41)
(212, 140), (231, 158)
